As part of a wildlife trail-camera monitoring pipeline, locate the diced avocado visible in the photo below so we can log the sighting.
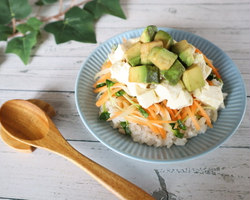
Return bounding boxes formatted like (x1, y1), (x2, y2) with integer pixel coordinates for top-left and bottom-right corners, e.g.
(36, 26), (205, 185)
(148, 46), (178, 70)
(140, 25), (158, 43)
(161, 59), (185, 85)
(125, 42), (142, 66)
(182, 63), (205, 92)
(171, 40), (189, 53)
(141, 41), (163, 64)
(129, 65), (160, 84)
(171, 40), (195, 66)
(154, 30), (173, 49)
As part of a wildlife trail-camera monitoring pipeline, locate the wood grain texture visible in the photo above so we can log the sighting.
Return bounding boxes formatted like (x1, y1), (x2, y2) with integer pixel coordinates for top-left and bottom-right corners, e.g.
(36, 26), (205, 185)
(0, 100), (153, 200)
(0, 99), (56, 152)
(0, 0), (249, 199)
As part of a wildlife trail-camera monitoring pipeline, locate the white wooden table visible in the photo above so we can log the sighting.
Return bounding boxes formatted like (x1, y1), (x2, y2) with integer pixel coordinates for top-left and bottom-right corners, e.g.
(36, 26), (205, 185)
(0, 0), (249, 199)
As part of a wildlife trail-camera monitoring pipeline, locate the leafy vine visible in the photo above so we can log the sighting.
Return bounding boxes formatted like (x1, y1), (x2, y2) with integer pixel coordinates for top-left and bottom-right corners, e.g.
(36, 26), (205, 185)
(0, 0), (126, 64)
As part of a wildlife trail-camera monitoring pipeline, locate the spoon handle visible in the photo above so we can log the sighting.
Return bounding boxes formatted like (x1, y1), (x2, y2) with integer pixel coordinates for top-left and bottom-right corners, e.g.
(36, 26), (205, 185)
(62, 143), (153, 200)
(39, 121), (154, 200)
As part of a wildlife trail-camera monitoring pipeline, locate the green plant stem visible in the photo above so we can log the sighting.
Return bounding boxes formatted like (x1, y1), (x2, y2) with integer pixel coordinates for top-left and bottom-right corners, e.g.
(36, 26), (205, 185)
(12, 18), (16, 34)
(41, 0), (88, 22)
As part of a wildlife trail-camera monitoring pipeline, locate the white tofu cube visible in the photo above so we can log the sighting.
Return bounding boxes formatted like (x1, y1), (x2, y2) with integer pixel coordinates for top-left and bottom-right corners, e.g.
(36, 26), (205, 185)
(137, 89), (159, 108)
(110, 61), (130, 84)
(167, 90), (193, 109)
(193, 82), (224, 109)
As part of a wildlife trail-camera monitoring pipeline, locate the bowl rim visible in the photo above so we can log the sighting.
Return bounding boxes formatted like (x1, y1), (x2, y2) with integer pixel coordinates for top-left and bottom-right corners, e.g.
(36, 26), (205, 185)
(75, 27), (247, 163)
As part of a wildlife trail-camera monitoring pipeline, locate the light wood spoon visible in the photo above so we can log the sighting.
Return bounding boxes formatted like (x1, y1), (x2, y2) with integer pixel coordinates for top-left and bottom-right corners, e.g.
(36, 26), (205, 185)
(0, 99), (56, 152)
(0, 99), (153, 200)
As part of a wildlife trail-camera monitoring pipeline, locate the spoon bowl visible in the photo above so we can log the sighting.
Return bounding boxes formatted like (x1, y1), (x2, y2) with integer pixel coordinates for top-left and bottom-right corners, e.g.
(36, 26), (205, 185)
(0, 99), (56, 152)
(0, 100), (49, 141)
(0, 99), (153, 200)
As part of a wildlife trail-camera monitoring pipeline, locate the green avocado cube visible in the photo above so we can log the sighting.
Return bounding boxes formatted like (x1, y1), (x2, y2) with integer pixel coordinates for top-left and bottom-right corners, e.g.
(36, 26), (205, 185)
(140, 25), (158, 43)
(148, 46), (178, 70)
(129, 65), (160, 84)
(154, 30), (173, 49)
(125, 42), (142, 66)
(161, 59), (185, 85)
(182, 63), (205, 92)
(171, 40), (195, 67)
(141, 40), (163, 64)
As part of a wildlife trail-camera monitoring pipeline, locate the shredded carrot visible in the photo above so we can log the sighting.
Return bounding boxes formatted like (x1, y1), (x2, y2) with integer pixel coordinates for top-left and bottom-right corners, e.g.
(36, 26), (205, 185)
(94, 85), (107, 93)
(101, 61), (112, 70)
(115, 96), (127, 108)
(96, 88), (121, 107)
(149, 120), (176, 124)
(153, 104), (161, 115)
(125, 116), (147, 126)
(149, 124), (160, 134)
(207, 80), (214, 86)
(194, 101), (213, 128)
(125, 115), (166, 138)
(93, 72), (111, 88)
(185, 107), (201, 131)
(147, 106), (159, 120)
(181, 109), (188, 120)
(159, 103), (168, 119)
(165, 106), (176, 120)
(173, 109), (182, 120)
(195, 48), (221, 79)
(190, 103), (198, 114)
(156, 125), (166, 139)
(108, 111), (123, 121)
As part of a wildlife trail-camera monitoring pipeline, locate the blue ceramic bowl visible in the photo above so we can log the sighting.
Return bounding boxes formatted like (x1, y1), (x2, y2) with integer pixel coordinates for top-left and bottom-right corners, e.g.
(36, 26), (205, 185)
(75, 28), (246, 163)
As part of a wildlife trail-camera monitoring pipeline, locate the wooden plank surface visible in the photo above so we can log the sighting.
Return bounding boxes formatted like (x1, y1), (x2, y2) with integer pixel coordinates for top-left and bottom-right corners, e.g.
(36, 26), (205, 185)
(0, 0), (249, 199)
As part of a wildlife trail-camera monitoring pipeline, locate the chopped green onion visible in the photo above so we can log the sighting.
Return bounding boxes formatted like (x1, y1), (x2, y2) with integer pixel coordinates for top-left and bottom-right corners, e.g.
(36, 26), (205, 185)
(106, 79), (115, 88)
(169, 123), (175, 129)
(170, 122), (185, 138)
(172, 129), (184, 138)
(99, 111), (110, 121)
(96, 83), (106, 88)
(115, 90), (125, 97)
(138, 107), (149, 118)
(177, 120), (186, 130)
(120, 121), (131, 135)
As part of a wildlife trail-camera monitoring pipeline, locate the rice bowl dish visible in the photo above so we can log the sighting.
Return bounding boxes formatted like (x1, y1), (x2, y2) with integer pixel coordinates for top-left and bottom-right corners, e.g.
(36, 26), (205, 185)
(93, 25), (227, 148)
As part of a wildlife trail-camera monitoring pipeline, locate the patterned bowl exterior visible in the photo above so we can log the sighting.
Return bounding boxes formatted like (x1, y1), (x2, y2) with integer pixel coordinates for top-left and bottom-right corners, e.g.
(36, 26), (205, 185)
(75, 28), (246, 163)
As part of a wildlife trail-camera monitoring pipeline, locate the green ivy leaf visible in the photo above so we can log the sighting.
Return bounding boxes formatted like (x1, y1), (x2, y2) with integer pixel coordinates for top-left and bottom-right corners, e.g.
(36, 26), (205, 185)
(0, 25), (12, 41)
(16, 17), (43, 34)
(5, 31), (38, 65)
(84, 0), (126, 20)
(44, 6), (96, 44)
(0, 0), (32, 25)
(35, 0), (58, 6)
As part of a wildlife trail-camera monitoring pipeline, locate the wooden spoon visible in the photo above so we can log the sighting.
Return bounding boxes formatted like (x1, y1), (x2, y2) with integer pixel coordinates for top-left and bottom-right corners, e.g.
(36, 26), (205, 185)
(0, 99), (56, 152)
(0, 99), (153, 200)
